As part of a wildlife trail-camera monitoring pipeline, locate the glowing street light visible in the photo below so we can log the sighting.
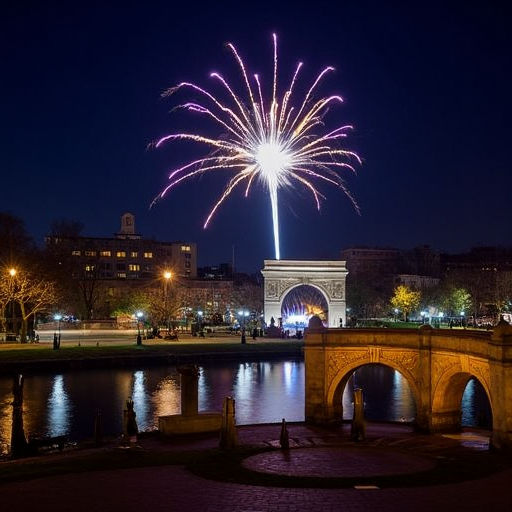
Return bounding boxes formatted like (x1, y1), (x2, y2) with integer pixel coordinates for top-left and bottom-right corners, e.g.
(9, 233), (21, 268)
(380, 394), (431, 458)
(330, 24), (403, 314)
(163, 271), (172, 335)
(7, 268), (17, 339)
(197, 310), (203, 337)
(53, 313), (62, 350)
(238, 309), (249, 344)
(136, 311), (143, 345)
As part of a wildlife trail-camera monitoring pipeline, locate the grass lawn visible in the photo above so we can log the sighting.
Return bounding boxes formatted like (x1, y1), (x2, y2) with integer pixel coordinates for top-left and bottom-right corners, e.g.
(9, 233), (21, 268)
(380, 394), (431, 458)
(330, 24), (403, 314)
(0, 340), (304, 372)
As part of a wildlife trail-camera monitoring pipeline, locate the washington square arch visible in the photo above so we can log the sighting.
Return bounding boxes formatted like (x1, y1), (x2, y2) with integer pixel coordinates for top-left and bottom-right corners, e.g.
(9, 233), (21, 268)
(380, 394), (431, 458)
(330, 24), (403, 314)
(261, 259), (348, 328)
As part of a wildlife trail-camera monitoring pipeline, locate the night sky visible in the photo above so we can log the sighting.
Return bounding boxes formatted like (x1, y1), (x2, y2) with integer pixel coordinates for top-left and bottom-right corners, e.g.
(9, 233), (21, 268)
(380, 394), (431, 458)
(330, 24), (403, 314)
(1, 1), (511, 273)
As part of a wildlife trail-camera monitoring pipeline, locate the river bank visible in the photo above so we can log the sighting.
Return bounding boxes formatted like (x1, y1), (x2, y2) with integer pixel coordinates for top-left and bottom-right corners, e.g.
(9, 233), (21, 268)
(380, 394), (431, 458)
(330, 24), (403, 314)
(0, 337), (304, 375)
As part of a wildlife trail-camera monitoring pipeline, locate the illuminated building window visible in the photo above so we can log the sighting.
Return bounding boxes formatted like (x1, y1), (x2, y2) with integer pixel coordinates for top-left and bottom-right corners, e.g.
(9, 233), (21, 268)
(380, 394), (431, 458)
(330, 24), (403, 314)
(144, 252), (153, 258)
(100, 251), (111, 257)
(85, 250), (97, 257)
(181, 245), (191, 252)
(117, 251), (126, 258)
(85, 265), (95, 272)
(117, 272), (126, 278)
(72, 250), (81, 256)
(129, 264), (140, 271)
(131, 251), (138, 258)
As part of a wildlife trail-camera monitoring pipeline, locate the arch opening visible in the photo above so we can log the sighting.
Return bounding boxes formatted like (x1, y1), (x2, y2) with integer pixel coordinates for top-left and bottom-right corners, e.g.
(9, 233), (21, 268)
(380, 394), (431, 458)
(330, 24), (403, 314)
(432, 371), (493, 433)
(336, 364), (417, 423)
(461, 377), (493, 429)
(281, 285), (328, 335)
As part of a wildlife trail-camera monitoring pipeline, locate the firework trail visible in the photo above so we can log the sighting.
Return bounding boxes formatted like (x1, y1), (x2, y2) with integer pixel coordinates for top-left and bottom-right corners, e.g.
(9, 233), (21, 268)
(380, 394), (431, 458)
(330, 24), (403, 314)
(154, 34), (360, 260)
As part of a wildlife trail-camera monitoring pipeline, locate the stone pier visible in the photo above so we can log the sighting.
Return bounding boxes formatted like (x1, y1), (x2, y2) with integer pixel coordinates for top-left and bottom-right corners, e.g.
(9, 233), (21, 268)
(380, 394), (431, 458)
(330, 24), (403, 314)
(159, 365), (222, 436)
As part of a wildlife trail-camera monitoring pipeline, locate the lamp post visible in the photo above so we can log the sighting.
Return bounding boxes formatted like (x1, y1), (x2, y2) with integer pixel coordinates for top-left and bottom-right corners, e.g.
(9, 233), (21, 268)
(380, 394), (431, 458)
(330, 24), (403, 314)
(197, 310), (203, 337)
(163, 271), (172, 335)
(238, 309), (249, 344)
(136, 311), (143, 345)
(53, 314), (62, 349)
(7, 268), (17, 339)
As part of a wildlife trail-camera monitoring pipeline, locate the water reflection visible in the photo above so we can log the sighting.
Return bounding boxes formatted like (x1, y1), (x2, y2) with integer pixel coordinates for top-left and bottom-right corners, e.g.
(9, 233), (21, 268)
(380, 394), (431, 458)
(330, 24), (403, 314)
(47, 375), (71, 437)
(0, 361), (491, 455)
(151, 373), (180, 423)
(462, 378), (491, 427)
(0, 379), (13, 455)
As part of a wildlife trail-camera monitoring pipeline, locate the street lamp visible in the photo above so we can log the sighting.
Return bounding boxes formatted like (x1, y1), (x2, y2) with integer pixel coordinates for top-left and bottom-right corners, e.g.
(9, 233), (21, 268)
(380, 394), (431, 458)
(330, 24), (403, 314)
(197, 310), (203, 337)
(53, 313), (62, 349)
(7, 268), (17, 339)
(136, 311), (143, 345)
(238, 309), (249, 344)
(163, 271), (172, 335)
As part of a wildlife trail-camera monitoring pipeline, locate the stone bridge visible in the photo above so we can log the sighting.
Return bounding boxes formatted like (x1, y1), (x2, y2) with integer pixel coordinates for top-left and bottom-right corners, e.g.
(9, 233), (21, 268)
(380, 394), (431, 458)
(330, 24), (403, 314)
(304, 321), (512, 452)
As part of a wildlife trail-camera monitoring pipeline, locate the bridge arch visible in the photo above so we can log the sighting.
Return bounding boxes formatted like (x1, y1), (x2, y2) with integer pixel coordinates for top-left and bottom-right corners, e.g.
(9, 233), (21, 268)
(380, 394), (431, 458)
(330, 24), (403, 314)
(304, 322), (512, 452)
(261, 260), (348, 328)
(431, 361), (492, 432)
(327, 361), (421, 424)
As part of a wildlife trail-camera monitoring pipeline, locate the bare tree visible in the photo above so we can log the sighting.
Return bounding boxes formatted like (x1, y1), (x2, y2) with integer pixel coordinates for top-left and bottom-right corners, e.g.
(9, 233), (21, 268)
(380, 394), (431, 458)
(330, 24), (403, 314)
(3, 269), (60, 342)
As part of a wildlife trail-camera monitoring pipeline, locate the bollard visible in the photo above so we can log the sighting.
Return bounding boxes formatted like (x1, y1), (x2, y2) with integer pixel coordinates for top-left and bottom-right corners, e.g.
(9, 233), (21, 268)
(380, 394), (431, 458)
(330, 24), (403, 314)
(279, 418), (290, 449)
(350, 387), (366, 442)
(220, 396), (238, 449)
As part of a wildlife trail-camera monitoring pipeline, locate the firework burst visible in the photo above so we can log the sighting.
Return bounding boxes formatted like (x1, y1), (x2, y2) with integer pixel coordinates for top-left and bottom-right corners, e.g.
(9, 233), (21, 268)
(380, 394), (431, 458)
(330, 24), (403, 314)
(154, 34), (361, 260)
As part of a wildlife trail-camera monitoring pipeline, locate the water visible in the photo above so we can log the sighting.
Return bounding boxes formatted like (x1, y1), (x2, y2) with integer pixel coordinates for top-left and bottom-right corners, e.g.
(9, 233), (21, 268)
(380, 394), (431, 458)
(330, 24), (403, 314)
(0, 361), (491, 455)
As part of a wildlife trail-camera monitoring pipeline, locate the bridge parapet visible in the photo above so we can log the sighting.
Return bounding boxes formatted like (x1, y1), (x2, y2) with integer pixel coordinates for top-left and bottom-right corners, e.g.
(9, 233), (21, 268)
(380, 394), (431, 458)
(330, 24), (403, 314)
(306, 326), (492, 357)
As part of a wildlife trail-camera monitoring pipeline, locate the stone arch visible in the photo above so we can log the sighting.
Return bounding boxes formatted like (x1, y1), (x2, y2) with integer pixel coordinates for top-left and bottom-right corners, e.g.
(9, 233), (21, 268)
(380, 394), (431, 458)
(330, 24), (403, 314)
(261, 259), (348, 328)
(326, 356), (421, 424)
(431, 357), (492, 432)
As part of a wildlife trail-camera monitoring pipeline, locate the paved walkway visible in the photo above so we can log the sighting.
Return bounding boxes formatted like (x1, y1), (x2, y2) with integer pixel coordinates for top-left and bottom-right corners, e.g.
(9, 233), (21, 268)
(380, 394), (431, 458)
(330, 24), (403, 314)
(1, 423), (511, 512)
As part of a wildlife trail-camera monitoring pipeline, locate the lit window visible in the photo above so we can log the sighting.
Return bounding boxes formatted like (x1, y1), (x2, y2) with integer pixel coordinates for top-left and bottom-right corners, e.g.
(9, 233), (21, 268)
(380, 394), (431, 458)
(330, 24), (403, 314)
(85, 250), (97, 257)
(117, 251), (126, 258)
(143, 252), (153, 258)
(117, 272), (126, 278)
(72, 250), (81, 256)
(85, 265), (95, 272)
(129, 264), (140, 271)
(181, 245), (191, 252)
(100, 251), (111, 257)
(131, 252), (138, 258)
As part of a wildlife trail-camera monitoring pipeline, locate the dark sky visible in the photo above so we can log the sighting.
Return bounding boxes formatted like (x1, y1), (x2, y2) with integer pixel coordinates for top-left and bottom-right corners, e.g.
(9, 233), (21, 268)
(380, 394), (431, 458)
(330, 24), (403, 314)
(1, 1), (511, 273)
